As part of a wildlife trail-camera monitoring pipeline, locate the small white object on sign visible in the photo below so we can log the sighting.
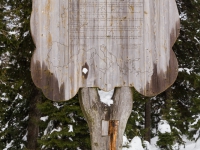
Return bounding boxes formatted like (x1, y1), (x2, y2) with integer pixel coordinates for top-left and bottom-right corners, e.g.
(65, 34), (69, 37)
(82, 68), (88, 74)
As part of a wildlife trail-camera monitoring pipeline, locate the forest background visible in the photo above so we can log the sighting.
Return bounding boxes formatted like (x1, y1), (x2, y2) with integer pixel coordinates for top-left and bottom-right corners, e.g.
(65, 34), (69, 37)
(0, 0), (200, 149)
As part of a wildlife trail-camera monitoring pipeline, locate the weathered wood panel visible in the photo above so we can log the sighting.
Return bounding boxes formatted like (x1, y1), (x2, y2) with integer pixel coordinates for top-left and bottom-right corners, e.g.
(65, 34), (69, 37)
(31, 0), (180, 101)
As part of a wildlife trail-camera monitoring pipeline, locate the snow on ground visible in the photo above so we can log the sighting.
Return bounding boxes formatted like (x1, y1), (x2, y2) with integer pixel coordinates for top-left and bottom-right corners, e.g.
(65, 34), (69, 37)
(97, 89), (114, 106)
(122, 135), (200, 150)
(158, 120), (171, 133)
(122, 120), (200, 150)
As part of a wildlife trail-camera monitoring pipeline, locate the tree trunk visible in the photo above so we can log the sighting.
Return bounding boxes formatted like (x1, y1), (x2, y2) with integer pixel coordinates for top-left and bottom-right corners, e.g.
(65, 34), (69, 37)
(165, 88), (172, 107)
(79, 87), (133, 150)
(144, 98), (151, 142)
(27, 89), (41, 150)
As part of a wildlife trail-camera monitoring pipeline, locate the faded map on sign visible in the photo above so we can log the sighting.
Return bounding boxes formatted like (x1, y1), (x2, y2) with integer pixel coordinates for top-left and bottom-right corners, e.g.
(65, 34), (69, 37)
(31, 0), (180, 101)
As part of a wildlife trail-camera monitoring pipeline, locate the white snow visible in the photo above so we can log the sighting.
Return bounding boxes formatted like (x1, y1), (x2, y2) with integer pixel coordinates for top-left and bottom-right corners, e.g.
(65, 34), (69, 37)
(122, 136), (200, 150)
(82, 68), (88, 74)
(178, 68), (193, 74)
(69, 113), (75, 123)
(143, 141), (153, 150)
(3, 140), (13, 150)
(158, 120), (171, 134)
(50, 127), (62, 134)
(40, 116), (49, 122)
(97, 89), (114, 106)
(20, 144), (25, 149)
(53, 102), (63, 109)
(129, 137), (144, 150)
(22, 131), (27, 141)
(122, 136), (144, 150)
(14, 93), (23, 100)
(123, 135), (129, 146)
(68, 125), (73, 132)
(44, 121), (54, 135)
(2, 121), (9, 132)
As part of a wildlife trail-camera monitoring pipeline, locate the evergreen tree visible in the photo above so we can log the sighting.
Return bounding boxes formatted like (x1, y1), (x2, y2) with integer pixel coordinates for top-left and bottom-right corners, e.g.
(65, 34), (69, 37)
(151, 0), (200, 148)
(0, 0), (91, 149)
(37, 96), (91, 150)
(172, 0), (200, 140)
(0, 0), (40, 149)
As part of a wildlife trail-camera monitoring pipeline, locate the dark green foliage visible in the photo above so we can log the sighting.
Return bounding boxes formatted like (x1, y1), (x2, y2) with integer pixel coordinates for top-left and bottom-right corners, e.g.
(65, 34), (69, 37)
(0, 0), (36, 149)
(37, 96), (91, 150)
(125, 89), (146, 139)
(157, 132), (175, 150)
(172, 0), (200, 142)
(0, 1), (91, 149)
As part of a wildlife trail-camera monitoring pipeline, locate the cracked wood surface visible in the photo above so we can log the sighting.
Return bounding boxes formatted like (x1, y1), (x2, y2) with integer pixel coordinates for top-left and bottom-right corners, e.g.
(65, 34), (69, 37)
(31, 0), (180, 101)
(79, 87), (133, 150)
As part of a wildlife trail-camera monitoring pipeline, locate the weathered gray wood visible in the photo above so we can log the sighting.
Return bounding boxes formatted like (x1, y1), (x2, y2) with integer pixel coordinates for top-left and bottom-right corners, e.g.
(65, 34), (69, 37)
(102, 120), (109, 136)
(79, 87), (133, 150)
(31, 0), (180, 101)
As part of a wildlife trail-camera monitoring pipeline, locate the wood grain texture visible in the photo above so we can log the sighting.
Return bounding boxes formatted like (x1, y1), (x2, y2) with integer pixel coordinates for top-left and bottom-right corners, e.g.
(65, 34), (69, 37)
(79, 87), (133, 150)
(31, 0), (180, 101)
(109, 120), (119, 150)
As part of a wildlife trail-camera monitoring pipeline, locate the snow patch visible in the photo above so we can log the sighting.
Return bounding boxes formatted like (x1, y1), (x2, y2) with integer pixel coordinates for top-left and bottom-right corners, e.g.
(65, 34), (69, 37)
(98, 89), (114, 106)
(2, 121), (9, 131)
(68, 125), (73, 132)
(143, 141), (153, 150)
(22, 131), (28, 141)
(14, 93), (23, 100)
(53, 102), (63, 109)
(122, 136), (145, 150)
(44, 121), (54, 135)
(129, 136), (144, 150)
(3, 140), (13, 150)
(178, 68), (193, 74)
(158, 120), (171, 134)
(123, 135), (129, 146)
(40, 116), (49, 122)
(50, 127), (62, 134)
(69, 113), (75, 123)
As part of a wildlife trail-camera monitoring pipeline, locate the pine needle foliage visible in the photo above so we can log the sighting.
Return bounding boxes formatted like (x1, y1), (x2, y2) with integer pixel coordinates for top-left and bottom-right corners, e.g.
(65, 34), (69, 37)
(37, 95), (91, 150)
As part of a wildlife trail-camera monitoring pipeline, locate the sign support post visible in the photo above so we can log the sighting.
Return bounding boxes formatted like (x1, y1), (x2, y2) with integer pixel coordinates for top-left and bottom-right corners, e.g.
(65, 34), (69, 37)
(79, 87), (133, 150)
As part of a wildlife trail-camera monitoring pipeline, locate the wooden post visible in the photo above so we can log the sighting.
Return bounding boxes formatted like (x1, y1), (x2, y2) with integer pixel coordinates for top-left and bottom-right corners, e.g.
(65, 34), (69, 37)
(79, 87), (133, 150)
(109, 120), (119, 150)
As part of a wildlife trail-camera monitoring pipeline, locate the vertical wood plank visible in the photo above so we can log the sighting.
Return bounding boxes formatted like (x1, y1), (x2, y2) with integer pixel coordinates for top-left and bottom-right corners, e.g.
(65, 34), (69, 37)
(109, 120), (119, 150)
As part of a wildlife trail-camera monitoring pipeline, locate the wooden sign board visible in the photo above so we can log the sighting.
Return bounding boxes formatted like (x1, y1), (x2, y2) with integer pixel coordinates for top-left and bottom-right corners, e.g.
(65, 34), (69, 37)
(31, 0), (180, 101)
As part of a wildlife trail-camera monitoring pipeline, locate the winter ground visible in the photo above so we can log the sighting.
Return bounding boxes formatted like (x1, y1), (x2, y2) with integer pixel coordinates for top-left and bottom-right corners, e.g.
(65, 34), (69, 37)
(3, 135), (200, 150)
(3, 90), (199, 150)
(98, 89), (200, 150)
(122, 136), (200, 150)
